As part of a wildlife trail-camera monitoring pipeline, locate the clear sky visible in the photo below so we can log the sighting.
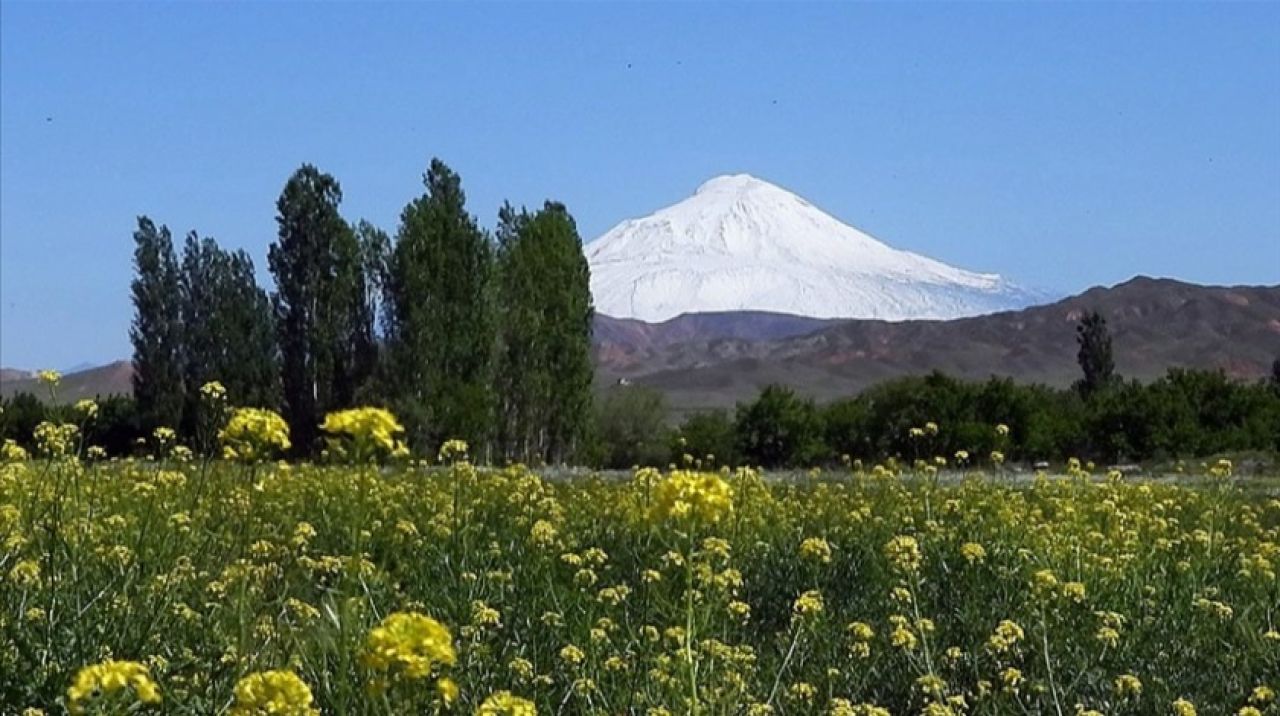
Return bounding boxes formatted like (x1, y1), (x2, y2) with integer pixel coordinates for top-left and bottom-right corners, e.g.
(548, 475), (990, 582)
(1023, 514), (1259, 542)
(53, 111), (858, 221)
(2, 2), (1278, 370)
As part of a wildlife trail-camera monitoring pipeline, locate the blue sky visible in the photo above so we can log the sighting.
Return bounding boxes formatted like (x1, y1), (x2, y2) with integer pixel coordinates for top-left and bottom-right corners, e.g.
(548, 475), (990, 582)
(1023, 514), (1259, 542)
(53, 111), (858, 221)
(2, 2), (1278, 369)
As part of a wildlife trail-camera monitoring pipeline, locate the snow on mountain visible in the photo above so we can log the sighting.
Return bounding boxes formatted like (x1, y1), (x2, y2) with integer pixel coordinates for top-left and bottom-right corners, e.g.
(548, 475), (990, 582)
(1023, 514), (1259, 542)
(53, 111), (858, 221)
(586, 174), (1045, 322)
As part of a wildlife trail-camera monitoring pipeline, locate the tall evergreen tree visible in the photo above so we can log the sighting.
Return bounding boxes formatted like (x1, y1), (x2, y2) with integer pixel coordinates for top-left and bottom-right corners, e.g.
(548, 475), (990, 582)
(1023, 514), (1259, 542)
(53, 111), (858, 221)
(180, 232), (278, 429)
(130, 216), (185, 431)
(383, 159), (494, 453)
(1075, 310), (1117, 398)
(494, 202), (594, 464)
(268, 165), (375, 453)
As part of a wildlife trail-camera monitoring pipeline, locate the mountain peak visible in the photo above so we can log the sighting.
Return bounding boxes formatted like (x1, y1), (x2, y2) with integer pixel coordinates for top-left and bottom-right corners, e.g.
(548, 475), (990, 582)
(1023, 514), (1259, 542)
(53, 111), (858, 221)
(586, 174), (1043, 323)
(694, 173), (774, 195)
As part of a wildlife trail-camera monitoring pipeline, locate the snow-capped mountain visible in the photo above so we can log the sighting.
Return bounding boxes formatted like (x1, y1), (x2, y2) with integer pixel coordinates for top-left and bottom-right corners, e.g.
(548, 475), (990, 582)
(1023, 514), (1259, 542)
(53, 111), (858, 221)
(586, 174), (1044, 322)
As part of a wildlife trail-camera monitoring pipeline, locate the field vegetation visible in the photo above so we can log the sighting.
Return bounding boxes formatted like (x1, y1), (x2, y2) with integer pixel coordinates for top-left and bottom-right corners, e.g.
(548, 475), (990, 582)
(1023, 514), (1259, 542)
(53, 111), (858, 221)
(2, 384), (1277, 715)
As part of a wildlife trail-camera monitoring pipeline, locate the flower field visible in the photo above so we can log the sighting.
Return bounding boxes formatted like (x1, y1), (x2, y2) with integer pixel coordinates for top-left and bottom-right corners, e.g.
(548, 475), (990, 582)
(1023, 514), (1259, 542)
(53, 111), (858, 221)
(2, 447), (1278, 714)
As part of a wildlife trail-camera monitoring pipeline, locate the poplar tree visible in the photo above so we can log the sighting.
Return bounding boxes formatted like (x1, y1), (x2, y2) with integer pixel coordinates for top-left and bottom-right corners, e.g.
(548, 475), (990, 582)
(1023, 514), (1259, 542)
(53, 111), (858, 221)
(130, 216), (185, 431)
(1075, 310), (1117, 398)
(383, 159), (494, 453)
(494, 201), (594, 464)
(180, 233), (278, 429)
(268, 165), (375, 453)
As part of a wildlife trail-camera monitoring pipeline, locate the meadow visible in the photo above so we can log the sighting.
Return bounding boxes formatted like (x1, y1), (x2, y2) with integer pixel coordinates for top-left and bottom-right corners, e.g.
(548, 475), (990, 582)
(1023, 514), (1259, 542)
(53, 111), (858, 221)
(1, 406), (1278, 715)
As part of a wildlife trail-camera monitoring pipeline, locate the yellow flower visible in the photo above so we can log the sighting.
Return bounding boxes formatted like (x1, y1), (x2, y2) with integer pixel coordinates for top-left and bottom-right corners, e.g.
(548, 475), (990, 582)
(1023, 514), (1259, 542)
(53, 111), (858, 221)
(361, 611), (456, 681)
(799, 537), (833, 564)
(321, 407), (406, 457)
(559, 644), (586, 666)
(1172, 698), (1197, 716)
(219, 408), (291, 461)
(73, 399), (98, 420)
(66, 659), (161, 714)
(793, 590), (825, 619)
(36, 369), (61, 387)
(439, 438), (470, 463)
(884, 535), (922, 573)
(960, 542), (986, 564)
(229, 670), (318, 716)
(1250, 685), (1275, 704)
(7, 559), (40, 587)
(476, 690), (537, 715)
(200, 380), (227, 401)
(1114, 673), (1143, 698)
(648, 470), (734, 526)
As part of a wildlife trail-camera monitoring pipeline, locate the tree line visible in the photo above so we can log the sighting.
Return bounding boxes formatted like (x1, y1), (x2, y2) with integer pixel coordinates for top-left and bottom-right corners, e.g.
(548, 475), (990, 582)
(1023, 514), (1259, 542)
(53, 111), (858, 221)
(596, 315), (1280, 469)
(79, 158), (593, 464)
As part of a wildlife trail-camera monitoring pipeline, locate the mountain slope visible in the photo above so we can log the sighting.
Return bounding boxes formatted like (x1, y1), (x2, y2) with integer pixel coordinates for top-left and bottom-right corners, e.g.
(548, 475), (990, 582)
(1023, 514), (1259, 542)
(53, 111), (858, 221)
(0, 361), (133, 403)
(587, 174), (1043, 322)
(597, 277), (1280, 413)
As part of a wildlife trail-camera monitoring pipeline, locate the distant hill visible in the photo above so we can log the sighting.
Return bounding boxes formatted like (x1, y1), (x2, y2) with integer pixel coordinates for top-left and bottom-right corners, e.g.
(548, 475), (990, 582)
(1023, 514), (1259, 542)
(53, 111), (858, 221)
(7, 278), (1278, 413)
(596, 277), (1280, 414)
(0, 361), (133, 403)
(0, 368), (32, 383)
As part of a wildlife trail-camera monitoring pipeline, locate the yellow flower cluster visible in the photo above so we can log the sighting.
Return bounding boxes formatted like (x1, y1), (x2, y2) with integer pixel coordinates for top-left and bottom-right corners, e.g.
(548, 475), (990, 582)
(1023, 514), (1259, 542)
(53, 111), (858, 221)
(219, 407), (291, 461)
(648, 470), (734, 525)
(476, 690), (537, 715)
(799, 536), (833, 564)
(33, 421), (78, 457)
(361, 611), (457, 681)
(229, 669), (318, 716)
(884, 535), (922, 574)
(320, 407), (408, 458)
(66, 659), (161, 714)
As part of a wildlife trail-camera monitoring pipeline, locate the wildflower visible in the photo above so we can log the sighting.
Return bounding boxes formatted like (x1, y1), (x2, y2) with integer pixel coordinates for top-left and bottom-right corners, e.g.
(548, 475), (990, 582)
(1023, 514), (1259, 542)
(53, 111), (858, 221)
(559, 644), (586, 666)
(848, 621), (875, 641)
(361, 612), (456, 681)
(1172, 698), (1197, 716)
(321, 407), (406, 458)
(1001, 667), (1024, 692)
(793, 590), (824, 620)
(987, 620), (1024, 653)
(200, 381), (227, 401)
(1114, 674), (1143, 698)
(799, 537), (833, 564)
(1250, 686), (1275, 704)
(960, 542), (986, 564)
(229, 670), (318, 716)
(7, 559), (40, 587)
(476, 691), (537, 715)
(439, 438), (469, 463)
(36, 369), (61, 387)
(436, 677), (459, 705)
(1095, 626), (1120, 648)
(219, 408), (291, 461)
(66, 659), (161, 714)
(73, 399), (99, 420)
(1062, 581), (1087, 603)
(884, 535), (922, 573)
(995, 423), (1010, 437)
(649, 470), (734, 525)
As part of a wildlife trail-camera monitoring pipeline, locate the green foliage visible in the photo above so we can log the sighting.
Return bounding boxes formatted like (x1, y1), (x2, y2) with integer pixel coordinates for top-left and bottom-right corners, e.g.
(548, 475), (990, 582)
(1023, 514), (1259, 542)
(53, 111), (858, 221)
(590, 385), (670, 469)
(382, 159), (495, 455)
(493, 202), (594, 465)
(129, 217), (185, 431)
(735, 384), (827, 467)
(672, 409), (739, 468)
(268, 165), (376, 454)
